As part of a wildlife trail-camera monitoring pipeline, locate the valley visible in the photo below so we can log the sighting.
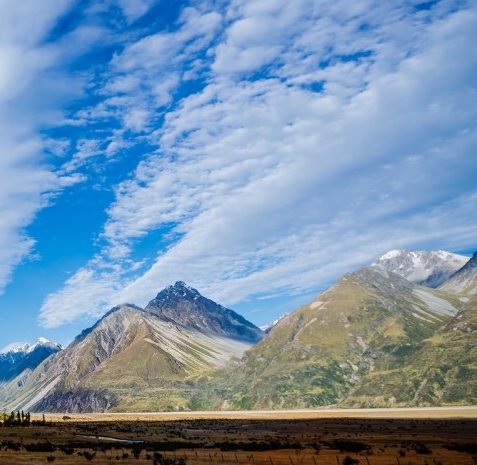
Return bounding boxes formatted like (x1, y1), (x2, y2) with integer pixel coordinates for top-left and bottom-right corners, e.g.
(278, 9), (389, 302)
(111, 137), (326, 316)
(0, 409), (476, 464)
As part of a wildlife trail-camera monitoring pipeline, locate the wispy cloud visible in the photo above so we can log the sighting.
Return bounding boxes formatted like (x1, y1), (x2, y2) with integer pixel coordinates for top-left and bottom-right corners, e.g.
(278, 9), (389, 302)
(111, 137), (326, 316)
(32, 0), (477, 328)
(0, 0), (86, 293)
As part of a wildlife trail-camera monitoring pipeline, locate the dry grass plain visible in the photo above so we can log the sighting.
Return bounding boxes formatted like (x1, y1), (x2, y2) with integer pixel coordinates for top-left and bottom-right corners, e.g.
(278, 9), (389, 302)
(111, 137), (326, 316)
(0, 408), (476, 465)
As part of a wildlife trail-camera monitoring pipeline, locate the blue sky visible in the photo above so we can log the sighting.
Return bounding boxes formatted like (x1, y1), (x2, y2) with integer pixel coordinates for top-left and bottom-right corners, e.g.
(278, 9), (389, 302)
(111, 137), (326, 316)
(0, 0), (476, 350)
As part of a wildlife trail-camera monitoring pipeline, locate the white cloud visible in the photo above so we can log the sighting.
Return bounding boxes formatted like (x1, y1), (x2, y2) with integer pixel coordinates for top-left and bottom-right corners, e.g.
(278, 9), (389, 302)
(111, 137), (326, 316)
(39, 267), (121, 328)
(38, 0), (477, 327)
(116, 0), (154, 22)
(0, 0), (133, 295)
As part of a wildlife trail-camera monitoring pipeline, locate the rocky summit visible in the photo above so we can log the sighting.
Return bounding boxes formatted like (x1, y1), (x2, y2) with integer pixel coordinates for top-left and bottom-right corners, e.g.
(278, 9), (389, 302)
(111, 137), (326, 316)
(0, 248), (475, 413)
(145, 281), (263, 342)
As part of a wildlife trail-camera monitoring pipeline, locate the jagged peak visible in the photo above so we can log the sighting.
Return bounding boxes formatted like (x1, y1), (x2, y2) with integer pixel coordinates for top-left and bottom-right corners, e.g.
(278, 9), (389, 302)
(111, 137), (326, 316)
(156, 281), (201, 301)
(0, 338), (61, 355)
(145, 283), (263, 343)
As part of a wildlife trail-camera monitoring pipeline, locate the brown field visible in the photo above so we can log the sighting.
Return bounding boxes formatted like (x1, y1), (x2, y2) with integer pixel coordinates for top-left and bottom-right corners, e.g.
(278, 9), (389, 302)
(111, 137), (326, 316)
(0, 408), (476, 464)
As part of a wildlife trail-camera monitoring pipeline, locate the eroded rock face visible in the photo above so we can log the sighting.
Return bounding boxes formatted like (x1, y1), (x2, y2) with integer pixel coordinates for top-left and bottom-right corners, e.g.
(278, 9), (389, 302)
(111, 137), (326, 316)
(35, 389), (116, 413)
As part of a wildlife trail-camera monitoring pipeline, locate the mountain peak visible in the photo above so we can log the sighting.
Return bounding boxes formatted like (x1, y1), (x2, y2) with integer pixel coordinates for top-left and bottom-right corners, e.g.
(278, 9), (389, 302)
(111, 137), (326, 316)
(372, 249), (468, 288)
(169, 281), (201, 298)
(0, 338), (61, 355)
(145, 282), (263, 342)
(0, 338), (62, 383)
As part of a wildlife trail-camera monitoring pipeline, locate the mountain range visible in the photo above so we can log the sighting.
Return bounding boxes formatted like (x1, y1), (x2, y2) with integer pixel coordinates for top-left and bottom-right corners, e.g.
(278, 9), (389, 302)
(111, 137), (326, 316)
(0, 338), (62, 384)
(0, 249), (475, 412)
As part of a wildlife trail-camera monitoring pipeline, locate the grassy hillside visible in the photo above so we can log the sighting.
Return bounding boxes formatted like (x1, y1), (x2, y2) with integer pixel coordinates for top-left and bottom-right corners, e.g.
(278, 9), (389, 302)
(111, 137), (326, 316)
(342, 294), (477, 407)
(211, 267), (464, 409)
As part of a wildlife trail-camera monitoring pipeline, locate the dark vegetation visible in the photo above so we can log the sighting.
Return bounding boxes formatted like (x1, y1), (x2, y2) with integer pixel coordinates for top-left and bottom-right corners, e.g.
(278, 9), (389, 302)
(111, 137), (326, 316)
(0, 415), (476, 464)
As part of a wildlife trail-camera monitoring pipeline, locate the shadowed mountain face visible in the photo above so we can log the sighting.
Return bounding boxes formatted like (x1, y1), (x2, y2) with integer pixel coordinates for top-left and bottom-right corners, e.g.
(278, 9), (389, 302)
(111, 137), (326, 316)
(439, 251), (477, 295)
(145, 281), (263, 343)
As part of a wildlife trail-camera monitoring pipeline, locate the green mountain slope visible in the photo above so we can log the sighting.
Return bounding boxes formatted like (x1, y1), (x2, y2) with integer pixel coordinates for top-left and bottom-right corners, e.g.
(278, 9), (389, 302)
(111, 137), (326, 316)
(213, 266), (464, 409)
(1, 250), (474, 413)
(342, 294), (477, 407)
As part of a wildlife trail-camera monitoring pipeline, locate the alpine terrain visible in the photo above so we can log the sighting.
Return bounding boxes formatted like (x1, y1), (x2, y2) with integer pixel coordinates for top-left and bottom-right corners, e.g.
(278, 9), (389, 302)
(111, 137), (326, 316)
(0, 338), (62, 383)
(211, 249), (476, 409)
(0, 282), (263, 412)
(0, 249), (475, 412)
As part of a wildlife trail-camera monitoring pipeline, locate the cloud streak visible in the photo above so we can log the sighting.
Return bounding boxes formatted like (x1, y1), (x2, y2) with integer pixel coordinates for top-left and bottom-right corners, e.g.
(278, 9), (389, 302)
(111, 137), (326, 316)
(0, 0), (88, 293)
(22, 0), (477, 329)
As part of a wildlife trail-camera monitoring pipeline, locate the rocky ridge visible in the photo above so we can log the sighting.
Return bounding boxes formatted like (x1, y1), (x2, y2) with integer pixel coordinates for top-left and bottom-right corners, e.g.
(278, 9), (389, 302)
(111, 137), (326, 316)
(371, 249), (468, 287)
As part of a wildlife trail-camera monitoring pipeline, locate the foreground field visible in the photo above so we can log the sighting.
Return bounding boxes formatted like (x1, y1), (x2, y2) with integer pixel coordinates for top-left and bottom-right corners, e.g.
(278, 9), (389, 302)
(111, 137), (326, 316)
(0, 409), (476, 464)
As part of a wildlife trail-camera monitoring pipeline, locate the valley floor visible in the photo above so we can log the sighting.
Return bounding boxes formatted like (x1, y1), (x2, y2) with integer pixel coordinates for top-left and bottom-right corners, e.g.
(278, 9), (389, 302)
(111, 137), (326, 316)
(40, 405), (477, 421)
(0, 408), (476, 464)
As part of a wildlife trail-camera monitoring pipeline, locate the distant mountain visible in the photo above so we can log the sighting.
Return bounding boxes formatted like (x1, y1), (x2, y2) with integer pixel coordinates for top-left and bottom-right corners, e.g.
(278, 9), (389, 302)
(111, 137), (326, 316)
(0, 338), (62, 383)
(371, 249), (468, 287)
(260, 313), (290, 333)
(0, 284), (263, 413)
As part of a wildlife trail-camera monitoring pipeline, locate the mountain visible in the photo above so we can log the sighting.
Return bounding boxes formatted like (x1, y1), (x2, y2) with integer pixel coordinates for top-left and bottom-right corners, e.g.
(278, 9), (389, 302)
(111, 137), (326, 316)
(341, 292), (477, 407)
(212, 259), (468, 409)
(439, 251), (477, 295)
(371, 249), (468, 288)
(145, 281), (263, 342)
(0, 338), (62, 383)
(1, 249), (474, 413)
(0, 284), (263, 413)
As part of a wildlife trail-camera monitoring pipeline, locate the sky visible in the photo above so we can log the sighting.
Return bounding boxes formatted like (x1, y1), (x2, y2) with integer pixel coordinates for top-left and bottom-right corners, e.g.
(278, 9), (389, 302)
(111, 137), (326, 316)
(0, 0), (476, 351)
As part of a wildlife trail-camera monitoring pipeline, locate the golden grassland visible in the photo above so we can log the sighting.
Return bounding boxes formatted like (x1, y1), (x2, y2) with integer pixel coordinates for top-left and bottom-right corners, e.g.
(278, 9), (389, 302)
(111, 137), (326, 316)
(0, 408), (476, 464)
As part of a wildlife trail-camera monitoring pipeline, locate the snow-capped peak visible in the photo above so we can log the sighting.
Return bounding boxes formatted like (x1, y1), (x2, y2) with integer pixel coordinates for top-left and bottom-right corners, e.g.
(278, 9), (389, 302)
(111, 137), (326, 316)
(260, 313), (290, 333)
(378, 249), (406, 261)
(0, 338), (60, 355)
(372, 249), (469, 288)
(0, 342), (30, 354)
